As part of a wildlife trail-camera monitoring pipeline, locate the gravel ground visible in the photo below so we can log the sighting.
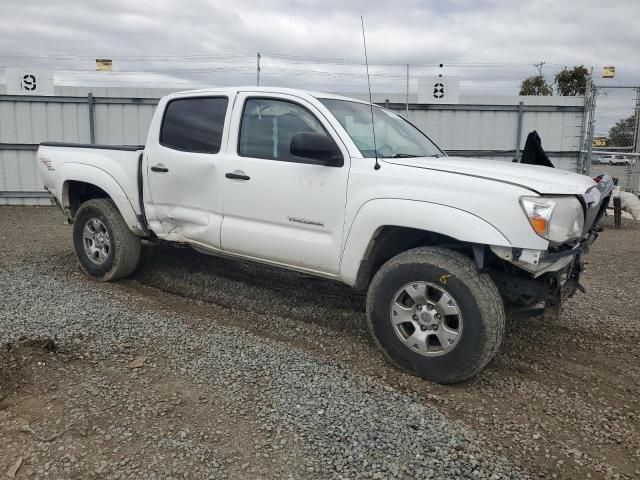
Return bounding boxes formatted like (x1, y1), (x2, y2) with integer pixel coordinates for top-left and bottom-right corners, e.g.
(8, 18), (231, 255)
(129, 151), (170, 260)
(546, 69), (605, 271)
(1, 206), (639, 479)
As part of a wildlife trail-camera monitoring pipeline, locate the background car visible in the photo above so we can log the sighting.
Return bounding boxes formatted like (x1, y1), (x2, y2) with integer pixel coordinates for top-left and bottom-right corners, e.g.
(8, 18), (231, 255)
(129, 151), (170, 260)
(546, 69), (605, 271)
(601, 154), (630, 166)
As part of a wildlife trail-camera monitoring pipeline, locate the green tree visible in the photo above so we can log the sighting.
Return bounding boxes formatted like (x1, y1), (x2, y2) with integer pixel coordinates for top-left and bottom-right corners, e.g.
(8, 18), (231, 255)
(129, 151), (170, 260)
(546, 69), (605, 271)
(519, 75), (553, 96)
(608, 113), (636, 148)
(554, 65), (590, 96)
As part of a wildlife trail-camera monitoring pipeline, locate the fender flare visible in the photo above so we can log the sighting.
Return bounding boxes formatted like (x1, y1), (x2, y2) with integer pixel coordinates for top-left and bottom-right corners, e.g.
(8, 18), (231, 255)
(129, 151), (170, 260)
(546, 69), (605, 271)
(340, 198), (512, 286)
(57, 163), (144, 235)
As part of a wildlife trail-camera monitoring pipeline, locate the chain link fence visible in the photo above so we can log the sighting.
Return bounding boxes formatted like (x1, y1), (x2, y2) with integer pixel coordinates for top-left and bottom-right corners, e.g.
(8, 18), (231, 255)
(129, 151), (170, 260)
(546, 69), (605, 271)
(583, 85), (640, 194)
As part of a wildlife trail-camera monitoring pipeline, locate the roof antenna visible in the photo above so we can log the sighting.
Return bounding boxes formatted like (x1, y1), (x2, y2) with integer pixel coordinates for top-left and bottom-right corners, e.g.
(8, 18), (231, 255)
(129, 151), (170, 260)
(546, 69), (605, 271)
(360, 16), (380, 171)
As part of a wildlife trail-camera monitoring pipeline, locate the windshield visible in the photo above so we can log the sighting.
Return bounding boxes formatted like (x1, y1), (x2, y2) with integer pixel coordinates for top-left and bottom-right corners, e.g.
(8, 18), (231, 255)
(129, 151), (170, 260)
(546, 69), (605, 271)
(319, 98), (444, 158)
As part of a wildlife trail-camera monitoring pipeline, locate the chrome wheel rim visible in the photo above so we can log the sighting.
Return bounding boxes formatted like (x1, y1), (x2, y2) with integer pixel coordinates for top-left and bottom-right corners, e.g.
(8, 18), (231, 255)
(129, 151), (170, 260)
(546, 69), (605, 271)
(82, 218), (111, 265)
(390, 281), (463, 356)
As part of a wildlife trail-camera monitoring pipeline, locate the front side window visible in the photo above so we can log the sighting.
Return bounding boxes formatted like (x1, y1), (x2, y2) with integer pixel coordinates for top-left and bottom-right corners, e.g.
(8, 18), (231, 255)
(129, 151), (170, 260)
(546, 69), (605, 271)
(319, 98), (444, 159)
(238, 98), (331, 162)
(160, 97), (228, 153)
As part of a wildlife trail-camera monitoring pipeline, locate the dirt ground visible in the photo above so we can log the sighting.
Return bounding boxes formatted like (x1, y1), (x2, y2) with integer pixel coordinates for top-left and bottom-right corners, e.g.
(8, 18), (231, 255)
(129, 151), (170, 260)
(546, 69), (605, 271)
(1, 206), (639, 479)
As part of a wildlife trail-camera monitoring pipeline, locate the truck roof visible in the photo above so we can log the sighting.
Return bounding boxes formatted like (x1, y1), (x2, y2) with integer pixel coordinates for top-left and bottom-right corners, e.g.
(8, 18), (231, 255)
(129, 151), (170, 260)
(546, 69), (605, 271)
(164, 86), (370, 105)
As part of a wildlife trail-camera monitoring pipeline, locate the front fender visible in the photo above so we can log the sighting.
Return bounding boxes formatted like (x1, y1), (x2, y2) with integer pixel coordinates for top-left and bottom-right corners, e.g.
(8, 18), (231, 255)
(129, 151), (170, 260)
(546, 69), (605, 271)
(57, 163), (144, 235)
(339, 199), (512, 286)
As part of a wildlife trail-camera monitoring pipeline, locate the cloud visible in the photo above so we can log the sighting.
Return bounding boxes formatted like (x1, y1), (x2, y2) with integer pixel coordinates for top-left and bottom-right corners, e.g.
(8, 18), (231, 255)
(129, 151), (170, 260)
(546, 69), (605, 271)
(0, 0), (638, 92)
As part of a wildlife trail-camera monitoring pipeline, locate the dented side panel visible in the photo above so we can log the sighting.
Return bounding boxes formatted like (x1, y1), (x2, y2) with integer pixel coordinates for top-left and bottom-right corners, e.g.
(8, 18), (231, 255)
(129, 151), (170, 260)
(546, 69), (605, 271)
(142, 93), (233, 249)
(142, 147), (224, 248)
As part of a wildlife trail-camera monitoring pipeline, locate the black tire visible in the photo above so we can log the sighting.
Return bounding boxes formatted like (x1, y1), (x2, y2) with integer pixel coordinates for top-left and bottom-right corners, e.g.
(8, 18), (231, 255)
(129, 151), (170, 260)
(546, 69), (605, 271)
(366, 247), (505, 384)
(73, 198), (141, 281)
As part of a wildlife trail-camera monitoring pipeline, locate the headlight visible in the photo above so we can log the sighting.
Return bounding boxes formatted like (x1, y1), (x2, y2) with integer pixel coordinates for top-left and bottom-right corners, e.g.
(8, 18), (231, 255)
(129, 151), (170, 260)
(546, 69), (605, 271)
(520, 196), (584, 244)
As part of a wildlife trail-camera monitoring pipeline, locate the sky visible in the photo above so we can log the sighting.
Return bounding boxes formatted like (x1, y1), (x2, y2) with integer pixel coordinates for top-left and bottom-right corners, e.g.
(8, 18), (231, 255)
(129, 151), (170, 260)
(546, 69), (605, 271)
(0, 0), (639, 96)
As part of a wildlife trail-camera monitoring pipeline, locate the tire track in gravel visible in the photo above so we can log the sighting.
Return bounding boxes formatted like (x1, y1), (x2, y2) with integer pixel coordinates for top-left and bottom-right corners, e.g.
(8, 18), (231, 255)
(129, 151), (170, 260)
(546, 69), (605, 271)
(125, 226), (640, 479)
(2, 207), (538, 480)
(3, 206), (639, 479)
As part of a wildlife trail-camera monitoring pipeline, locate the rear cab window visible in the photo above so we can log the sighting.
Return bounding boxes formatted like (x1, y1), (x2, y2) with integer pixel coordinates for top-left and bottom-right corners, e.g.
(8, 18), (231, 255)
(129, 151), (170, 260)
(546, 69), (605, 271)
(160, 97), (229, 153)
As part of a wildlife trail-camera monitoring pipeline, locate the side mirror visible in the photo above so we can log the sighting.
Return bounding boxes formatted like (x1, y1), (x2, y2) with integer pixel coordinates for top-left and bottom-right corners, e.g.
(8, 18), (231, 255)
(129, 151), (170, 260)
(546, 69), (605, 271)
(290, 132), (343, 167)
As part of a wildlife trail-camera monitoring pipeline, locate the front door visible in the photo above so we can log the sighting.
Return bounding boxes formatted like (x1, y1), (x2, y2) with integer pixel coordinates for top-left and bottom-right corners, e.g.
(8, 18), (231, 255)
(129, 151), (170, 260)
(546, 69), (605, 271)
(145, 95), (230, 248)
(220, 93), (350, 275)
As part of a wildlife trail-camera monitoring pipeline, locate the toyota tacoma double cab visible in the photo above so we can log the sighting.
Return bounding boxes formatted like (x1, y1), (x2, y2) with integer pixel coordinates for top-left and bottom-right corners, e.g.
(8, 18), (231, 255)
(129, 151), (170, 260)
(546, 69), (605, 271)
(38, 87), (613, 384)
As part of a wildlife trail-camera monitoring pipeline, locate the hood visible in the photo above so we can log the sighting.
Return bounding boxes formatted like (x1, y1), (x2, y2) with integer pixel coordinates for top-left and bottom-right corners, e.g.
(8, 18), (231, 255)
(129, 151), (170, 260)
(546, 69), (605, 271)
(384, 156), (596, 195)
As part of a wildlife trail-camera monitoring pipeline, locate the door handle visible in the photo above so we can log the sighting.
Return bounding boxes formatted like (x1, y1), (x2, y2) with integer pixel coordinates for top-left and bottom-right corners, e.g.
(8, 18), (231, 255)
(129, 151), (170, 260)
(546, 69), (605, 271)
(151, 164), (169, 173)
(225, 171), (250, 181)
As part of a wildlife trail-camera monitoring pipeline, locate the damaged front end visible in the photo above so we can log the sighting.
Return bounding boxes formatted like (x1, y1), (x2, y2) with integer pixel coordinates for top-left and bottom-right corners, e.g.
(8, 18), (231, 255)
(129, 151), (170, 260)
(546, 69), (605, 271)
(489, 174), (614, 319)
(490, 245), (588, 320)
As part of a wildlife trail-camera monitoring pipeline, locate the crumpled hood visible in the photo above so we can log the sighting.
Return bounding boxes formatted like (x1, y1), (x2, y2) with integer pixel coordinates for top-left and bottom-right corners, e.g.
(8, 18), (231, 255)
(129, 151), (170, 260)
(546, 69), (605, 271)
(384, 156), (596, 195)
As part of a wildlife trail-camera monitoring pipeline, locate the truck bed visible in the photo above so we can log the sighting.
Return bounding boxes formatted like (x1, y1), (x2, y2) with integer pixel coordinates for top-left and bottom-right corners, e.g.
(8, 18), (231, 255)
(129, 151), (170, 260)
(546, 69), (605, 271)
(38, 142), (148, 234)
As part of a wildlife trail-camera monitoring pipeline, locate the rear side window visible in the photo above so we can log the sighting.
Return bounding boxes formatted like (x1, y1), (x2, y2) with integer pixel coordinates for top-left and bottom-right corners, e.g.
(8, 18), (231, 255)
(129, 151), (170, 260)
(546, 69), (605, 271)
(160, 97), (228, 153)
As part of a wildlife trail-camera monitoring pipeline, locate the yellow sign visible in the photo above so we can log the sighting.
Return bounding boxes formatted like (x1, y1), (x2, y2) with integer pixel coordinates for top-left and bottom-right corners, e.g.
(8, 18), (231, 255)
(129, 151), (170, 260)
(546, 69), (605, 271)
(603, 66), (615, 78)
(96, 59), (112, 72)
(592, 137), (608, 147)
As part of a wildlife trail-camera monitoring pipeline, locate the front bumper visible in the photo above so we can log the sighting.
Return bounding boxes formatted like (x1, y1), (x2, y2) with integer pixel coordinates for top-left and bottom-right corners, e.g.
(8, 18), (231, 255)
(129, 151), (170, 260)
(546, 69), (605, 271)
(532, 228), (598, 277)
(490, 244), (576, 278)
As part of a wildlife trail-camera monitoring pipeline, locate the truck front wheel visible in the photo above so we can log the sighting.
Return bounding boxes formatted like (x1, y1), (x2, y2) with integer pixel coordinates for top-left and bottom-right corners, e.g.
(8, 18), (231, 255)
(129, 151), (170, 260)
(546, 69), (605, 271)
(367, 247), (505, 384)
(72, 199), (141, 281)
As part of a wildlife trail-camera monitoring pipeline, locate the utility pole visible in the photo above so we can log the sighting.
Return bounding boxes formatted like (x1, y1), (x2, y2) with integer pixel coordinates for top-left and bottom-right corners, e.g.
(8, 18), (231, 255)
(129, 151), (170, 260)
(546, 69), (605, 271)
(256, 52), (261, 86)
(534, 61), (545, 76)
(405, 63), (409, 117)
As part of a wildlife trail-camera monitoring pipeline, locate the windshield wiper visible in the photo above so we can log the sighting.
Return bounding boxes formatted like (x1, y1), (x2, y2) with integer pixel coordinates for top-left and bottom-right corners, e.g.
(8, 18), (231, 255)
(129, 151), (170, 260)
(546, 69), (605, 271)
(388, 153), (419, 158)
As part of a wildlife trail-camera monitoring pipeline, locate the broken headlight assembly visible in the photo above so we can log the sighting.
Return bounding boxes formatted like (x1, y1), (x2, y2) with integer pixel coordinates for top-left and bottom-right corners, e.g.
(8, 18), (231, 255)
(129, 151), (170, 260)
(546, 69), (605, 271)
(520, 196), (584, 244)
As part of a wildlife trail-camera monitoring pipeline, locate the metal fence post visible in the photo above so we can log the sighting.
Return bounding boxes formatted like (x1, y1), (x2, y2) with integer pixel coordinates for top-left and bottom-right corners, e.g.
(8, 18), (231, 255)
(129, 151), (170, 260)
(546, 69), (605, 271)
(633, 87), (640, 153)
(578, 74), (592, 173)
(514, 101), (524, 161)
(87, 93), (96, 144)
(630, 87), (640, 194)
(584, 85), (597, 177)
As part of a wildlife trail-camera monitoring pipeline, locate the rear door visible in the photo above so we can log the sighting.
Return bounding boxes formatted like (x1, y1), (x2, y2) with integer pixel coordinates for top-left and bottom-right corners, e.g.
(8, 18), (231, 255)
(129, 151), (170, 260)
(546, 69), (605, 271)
(220, 92), (350, 275)
(144, 95), (230, 248)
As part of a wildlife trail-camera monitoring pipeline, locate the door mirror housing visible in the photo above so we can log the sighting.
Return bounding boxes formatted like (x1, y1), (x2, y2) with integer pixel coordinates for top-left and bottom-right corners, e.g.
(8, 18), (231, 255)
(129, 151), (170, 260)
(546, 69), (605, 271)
(290, 132), (343, 167)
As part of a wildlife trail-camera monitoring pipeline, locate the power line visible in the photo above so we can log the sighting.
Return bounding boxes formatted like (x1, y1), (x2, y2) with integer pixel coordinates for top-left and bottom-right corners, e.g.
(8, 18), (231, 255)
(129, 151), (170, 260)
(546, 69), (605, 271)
(0, 52), (255, 60)
(0, 50), (557, 68)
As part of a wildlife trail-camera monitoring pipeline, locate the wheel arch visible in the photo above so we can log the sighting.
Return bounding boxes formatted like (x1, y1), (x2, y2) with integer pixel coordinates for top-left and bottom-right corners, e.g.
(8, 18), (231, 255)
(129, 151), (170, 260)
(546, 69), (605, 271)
(341, 199), (512, 291)
(57, 164), (144, 235)
(64, 180), (109, 218)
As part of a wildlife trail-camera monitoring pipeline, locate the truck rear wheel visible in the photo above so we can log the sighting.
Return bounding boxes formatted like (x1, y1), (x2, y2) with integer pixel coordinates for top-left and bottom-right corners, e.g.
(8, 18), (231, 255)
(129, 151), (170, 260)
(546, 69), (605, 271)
(366, 247), (505, 384)
(72, 199), (141, 281)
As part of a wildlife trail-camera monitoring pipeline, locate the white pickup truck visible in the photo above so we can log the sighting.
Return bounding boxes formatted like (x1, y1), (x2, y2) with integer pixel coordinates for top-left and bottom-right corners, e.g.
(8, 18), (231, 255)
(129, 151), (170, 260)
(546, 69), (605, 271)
(38, 87), (613, 384)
